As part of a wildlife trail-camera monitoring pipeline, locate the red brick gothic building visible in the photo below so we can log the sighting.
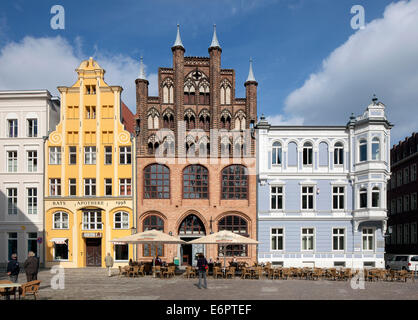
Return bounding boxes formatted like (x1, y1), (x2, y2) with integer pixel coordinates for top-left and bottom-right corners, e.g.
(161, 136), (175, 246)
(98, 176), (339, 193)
(134, 25), (258, 266)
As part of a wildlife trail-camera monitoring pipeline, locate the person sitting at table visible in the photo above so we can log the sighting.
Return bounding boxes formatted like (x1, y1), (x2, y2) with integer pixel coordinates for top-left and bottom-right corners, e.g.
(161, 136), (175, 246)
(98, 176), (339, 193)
(128, 259), (133, 266)
(154, 256), (162, 266)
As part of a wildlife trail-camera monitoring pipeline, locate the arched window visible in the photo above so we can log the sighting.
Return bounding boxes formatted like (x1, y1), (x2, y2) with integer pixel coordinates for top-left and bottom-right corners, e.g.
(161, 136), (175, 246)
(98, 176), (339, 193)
(147, 108), (159, 129)
(221, 165), (248, 199)
(303, 142), (313, 165)
(162, 78), (174, 104)
(220, 137), (232, 157)
(162, 109), (175, 129)
(53, 212), (69, 229)
(183, 165), (209, 199)
(184, 79), (196, 105)
(114, 211), (129, 229)
(199, 80), (210, 105)
(359, 139), (367, 162)
(178, 214), (206, 235)
(184, 109), (196, 130)
(220, 110), (231, 130)
(143, 215), (164, 256)
(198, 110), (210, 131)
(218, 215), (248, 256)
(143, 164), (170, 199)
(161, 136), (175, 157)
(372, 187), (380, 208)
(220, 80), (232, 105)
(360, 188), (367, 208)
(272, 142), (282, 165)
(234, 111), (246, 130)
(372, 137), (380, 160)
(334, 142), (344, 165)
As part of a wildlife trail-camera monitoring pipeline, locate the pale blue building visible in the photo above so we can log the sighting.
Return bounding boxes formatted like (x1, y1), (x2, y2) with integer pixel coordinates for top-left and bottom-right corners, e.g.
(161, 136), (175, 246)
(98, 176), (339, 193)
(256, 97), (393, 268)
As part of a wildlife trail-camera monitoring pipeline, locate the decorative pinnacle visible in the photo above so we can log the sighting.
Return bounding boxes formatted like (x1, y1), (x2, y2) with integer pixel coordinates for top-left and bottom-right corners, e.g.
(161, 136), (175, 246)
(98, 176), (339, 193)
(372, 94), (378, 104)
(210, 24), (221, 49)
(138, 56), (146, 80)
(173, 24), (184, 48)
(246, 57), (256, 82)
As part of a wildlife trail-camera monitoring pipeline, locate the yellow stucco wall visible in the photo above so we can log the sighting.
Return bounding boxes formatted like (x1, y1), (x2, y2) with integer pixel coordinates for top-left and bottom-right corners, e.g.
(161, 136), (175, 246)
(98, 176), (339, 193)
(44, 58), (135, 268)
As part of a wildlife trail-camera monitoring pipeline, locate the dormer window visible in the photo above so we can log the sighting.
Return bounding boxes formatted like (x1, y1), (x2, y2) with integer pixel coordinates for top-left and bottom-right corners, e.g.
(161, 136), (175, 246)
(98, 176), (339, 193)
(85, 85), (96, 95)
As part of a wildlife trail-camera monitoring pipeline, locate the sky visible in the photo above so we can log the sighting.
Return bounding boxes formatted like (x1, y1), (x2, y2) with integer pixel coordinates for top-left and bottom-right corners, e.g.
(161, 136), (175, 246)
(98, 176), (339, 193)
(0, 0), (416, 144)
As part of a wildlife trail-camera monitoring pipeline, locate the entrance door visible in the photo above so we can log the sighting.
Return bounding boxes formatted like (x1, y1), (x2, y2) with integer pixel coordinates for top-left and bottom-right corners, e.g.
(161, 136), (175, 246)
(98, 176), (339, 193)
(86, 238), (102, 266)
(181, 243), (193, 266)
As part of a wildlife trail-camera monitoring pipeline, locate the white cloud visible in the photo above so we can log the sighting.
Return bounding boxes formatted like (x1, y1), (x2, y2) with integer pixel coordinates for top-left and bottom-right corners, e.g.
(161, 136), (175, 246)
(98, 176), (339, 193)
(280, 0), (418, 143)
(265, 114), (304, 126)
(0, 35), (158, 113)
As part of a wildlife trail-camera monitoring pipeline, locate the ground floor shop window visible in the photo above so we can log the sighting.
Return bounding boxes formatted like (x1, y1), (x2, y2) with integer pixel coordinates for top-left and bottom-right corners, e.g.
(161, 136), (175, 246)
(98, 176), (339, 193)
(218, 244), (247, 257)
(143, 244), (163, 257)
(114, 244), (128, 261)
(27, 232), (38, 256)
(54, 243), (68, 260)
(8, 232), (17, 260)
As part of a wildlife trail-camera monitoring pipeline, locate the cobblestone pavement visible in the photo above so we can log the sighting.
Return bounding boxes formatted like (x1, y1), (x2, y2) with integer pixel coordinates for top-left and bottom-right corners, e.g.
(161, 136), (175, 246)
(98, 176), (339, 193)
(2, 268), (418, 300)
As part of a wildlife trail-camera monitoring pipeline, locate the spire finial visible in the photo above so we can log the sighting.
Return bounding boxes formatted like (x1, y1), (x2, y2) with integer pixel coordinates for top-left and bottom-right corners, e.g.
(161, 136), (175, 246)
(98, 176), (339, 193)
(372, 94), (378, 104)
(209, 23), (221, 49)
(173, 24), (184, 48)
(138, 56), (146, 80)
(246, 57), (256, 82)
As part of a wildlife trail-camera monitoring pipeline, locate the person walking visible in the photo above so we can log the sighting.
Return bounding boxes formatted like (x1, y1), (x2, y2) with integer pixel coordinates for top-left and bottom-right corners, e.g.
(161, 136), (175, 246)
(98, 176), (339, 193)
(23, 251), (39, 282)
(7, 253), (20, 283)
(105, 253), (114, 277)
(196, 253), (208, 289)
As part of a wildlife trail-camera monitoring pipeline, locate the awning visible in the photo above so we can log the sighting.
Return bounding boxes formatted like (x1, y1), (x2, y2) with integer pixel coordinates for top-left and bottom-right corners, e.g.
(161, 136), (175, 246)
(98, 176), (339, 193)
(49, 238), (68, 244)
(112, 242), (127, 245)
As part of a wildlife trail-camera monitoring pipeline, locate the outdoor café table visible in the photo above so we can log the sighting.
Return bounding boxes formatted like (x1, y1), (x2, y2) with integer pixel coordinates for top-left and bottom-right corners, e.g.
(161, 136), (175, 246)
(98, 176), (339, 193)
(0, 283), (21, 300)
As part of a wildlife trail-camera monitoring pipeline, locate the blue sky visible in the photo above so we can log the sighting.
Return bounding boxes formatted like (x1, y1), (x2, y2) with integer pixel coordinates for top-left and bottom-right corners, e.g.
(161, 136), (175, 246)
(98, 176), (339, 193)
(0, 0), (416, 143)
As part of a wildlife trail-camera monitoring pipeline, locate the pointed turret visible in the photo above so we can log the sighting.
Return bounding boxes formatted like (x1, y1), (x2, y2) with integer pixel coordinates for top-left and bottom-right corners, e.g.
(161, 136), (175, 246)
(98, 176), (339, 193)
(209, 24), (221, 50)
(172, 24), (184, 50)
(245, 57), (257, 83)
(138, 56), (146, 80)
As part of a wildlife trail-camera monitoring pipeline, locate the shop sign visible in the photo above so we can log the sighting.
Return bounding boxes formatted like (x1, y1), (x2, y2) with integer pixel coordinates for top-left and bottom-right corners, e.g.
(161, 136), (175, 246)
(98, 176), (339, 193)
(82, 232), (102, 238)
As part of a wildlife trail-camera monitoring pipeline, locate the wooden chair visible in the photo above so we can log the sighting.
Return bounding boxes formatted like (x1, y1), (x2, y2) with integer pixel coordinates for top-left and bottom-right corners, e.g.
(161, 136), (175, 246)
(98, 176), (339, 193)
(163, 266), (176, 278)
(340, 268), (352, 281)
(19, 280), (40, 300)
(311, 268), (324, 281)
(184, 266), (196, 278)
(213, 266), (224, 279)
(281, 268), (291, 280)
(225, 267), (236, 279)
(118, 266), (128, 277)
(240, 267), (252, 279)
(252, 267), (263, 280)
(137, 265), (145, 277)
(128, 265), (140, 277)
(0, 280), (17, 300)
(327, 268), (337, 281)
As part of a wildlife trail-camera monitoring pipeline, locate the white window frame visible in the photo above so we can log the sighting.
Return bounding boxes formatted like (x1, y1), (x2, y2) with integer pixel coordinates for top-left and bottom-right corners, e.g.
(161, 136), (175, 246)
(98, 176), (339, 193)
(26, 118), (38, 137)
(104, 146), (112, 165)
(49, 147), (62, 165)
(270, 185), (284, 211)
(411, 164), (417, 181)
(82, 211), (102, 230)
(362, 227), (375, 252)
(7, 188), (18, 215)
(53, 242), (69, 261)
(69, 178), (76, 196)
(105, 178), (112, 196)
(119, 146), (132, 165)
(332, 228), (345, 252)
(114, 211), (130, 230)
(301, 227), (315, 251)
(404, 194), (410, 212)
(371, 137), (380, 161)
(404, 167), (410, 184)
(302, 142), (313, 166)
(359, 188), (368, 209)
(271, 141), (282, 166)
(404, 224), (410, 245)
(8, 119), (18, 138)
(270, 227), (284, 251)
(84, 178), (96, 196)
(53, 212), (69, 229)
(411, 193), (417, 210)
(7, 151), (18, 172)
(301, 185), (315, 211)
(333, 142), (344, 165)
(69, 146), (77, 165)
(49, 178), (61, 196)
(27, 150), (37, 172)
(84, 146), (96, 165)
(359, 139), (367, 162)
(411, 223), (417, 244)
(119, 178), (132, 196)
(114, 244), (129, 263)
(332, 186), (345, 211)
(371, 187), (380, 208)
(27, 187), (37, 215)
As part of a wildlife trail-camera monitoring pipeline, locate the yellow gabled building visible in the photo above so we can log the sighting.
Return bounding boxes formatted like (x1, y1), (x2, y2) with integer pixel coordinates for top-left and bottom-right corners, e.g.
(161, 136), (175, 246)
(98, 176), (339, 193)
(44, 57), (136, 268)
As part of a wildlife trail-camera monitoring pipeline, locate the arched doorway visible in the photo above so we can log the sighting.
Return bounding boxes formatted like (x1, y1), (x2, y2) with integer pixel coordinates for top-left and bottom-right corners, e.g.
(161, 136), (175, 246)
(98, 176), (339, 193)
(178, 214), (206, 266)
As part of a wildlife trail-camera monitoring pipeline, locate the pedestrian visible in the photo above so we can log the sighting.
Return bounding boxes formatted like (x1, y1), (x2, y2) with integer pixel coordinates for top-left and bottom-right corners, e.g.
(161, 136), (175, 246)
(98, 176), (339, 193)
(105, 253), (114, 277)
(23, 251), (39, 282)
(196, 253), (208, 289)
(7, 253), (20, 283)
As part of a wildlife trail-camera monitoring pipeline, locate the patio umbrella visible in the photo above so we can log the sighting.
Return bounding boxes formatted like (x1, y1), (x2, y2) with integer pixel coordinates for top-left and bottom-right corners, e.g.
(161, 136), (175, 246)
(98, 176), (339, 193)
(110, 229), (186, 277)
(188, 230), (259, 268)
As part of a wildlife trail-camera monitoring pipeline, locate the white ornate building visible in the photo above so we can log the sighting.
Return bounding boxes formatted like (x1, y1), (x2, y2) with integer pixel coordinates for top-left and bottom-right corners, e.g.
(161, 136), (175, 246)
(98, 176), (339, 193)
(0, 90), (60, 267)
(256, 96), (393, 268)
